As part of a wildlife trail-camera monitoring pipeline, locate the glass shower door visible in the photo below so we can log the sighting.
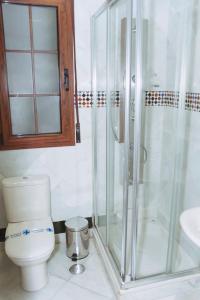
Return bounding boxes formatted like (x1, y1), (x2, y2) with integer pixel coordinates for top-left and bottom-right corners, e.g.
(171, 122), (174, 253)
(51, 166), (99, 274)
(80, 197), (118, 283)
(107, 0), (132, 276)
(132, 0), (182, 278)
(92, 7), (108, 244)
(131, 0), (200, 280)
(92, 0), (133, 279)
(168, 0), (200, 274)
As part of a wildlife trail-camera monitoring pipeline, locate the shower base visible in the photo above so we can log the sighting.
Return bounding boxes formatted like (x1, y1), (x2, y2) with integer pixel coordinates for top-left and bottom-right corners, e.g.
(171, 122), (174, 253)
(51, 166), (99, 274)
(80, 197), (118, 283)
(109, 218), (197, 278)
(93, 226), (200, 299)
(93, 217), (200, 298)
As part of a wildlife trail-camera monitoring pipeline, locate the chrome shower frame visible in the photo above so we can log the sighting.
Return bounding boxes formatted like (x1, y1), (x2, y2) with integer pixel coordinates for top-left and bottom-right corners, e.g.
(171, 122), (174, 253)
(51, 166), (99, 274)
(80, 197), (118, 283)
(91, 0), (200, 293)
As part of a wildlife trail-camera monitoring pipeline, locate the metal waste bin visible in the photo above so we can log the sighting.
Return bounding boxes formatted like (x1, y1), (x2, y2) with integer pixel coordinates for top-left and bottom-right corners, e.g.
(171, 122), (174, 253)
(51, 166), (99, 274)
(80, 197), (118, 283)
(65, 216), (89, 261)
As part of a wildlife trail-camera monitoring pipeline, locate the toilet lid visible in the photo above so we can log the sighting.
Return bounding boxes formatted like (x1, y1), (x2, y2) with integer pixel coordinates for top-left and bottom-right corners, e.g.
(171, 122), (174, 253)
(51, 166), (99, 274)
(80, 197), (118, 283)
(5, 217), (55, 261)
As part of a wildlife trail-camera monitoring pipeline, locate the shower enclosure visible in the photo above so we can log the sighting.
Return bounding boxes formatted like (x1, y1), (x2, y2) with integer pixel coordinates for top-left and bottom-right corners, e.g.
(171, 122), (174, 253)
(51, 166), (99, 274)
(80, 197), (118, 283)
(92, 0), (200, 289)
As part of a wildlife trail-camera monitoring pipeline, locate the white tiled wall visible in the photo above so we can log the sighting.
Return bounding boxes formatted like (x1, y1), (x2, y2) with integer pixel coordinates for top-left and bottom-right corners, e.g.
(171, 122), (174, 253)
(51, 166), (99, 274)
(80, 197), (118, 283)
(0, 0), (105, 228)
(75, 0), (104, 90)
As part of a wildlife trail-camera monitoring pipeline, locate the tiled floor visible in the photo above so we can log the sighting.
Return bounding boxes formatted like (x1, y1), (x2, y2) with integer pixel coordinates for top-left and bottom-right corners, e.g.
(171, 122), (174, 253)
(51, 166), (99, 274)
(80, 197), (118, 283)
(0, 235), (115, 300)
(1, 234), (200, 300)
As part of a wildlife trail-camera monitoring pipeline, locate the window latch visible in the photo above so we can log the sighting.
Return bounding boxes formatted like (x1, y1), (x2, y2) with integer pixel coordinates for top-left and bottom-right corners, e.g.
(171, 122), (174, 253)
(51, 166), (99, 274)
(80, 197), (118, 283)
(64, 68), (69, 91)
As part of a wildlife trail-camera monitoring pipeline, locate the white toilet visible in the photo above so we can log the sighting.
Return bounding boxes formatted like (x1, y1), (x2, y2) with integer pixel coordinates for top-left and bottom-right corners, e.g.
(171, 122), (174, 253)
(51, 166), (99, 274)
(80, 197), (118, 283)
(2, 175), (55, 292)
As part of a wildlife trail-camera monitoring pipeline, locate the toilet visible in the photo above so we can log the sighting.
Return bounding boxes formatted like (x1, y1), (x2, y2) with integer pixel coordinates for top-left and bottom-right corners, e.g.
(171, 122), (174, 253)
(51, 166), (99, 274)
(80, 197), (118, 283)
(2, 175), (55, 292)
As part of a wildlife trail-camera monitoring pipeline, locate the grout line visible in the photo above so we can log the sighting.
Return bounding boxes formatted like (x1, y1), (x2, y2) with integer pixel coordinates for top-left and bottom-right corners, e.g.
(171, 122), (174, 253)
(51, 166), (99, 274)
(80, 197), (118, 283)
(48, 277), (67, 300)
(48, 271), (73, 283)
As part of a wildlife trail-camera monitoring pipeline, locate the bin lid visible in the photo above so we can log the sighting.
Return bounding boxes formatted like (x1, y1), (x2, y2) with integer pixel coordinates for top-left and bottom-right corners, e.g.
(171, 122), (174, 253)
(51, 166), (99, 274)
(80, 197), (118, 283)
(65, 216), (88, 232)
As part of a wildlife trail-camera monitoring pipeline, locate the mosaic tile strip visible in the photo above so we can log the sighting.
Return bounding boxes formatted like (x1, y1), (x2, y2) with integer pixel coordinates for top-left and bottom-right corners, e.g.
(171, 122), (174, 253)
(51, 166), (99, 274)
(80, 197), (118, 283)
(76, 91), (118, 108)
(76, 90), (200, 112)
(76, 91), (93, 108)
(75, 91), (107, 108)
(185, 93), (200, 112)
(145, 91), (179, 108)
(96, 91), (106, 107)
(111, 91), (120, 107)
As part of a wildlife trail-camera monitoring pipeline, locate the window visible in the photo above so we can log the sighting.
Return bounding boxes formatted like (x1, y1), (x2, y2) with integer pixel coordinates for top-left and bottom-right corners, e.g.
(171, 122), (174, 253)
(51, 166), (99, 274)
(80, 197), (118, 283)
(0, 0), (75, 149)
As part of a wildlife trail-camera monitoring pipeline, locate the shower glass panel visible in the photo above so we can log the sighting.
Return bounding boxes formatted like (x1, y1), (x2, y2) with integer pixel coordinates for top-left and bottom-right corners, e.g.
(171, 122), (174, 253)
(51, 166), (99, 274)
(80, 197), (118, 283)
(107, 0), (130, 271)
(92, 7), (107, 244)
(131, 0), (200, 280)
(168, 0), (200, 274)
(132, 0), (186, 279)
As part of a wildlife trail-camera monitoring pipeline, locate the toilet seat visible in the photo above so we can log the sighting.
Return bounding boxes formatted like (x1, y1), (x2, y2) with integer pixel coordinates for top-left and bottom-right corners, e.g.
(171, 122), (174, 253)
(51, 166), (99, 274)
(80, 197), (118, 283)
(5, 217), (55, 261)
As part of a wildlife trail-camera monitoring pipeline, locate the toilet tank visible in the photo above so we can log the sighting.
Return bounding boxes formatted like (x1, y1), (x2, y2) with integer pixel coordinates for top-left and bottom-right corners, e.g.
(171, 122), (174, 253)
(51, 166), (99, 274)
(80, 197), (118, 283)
(2, 175), (51, 223)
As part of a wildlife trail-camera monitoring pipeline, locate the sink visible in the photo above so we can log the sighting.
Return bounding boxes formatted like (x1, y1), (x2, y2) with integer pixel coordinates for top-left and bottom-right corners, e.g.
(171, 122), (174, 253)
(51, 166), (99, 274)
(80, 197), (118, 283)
(180, 207), (200, 248)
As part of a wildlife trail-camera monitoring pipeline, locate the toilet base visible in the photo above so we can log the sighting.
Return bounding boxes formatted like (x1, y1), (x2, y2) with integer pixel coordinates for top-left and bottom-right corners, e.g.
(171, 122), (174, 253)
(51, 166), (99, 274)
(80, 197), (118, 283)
(21, 262), (48, 292)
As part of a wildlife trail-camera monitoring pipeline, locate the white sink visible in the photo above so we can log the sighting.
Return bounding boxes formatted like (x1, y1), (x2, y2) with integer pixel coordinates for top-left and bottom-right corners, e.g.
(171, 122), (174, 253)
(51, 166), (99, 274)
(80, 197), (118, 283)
(180, 207), (200, 248)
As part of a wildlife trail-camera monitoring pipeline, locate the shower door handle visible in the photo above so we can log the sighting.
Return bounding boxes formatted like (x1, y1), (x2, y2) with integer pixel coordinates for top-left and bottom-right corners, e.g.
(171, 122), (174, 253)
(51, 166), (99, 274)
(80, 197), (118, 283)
(118, 71), (127, 144)
(129, 144), (147, 184)
(141, 145), (147, 164)
(119, 90), (125, 144)
(119, 72), (136, 144)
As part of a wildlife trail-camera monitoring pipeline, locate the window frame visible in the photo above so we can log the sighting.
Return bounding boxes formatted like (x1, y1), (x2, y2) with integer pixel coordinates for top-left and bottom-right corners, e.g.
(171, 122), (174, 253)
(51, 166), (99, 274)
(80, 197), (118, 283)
(0, 0), (75, 150)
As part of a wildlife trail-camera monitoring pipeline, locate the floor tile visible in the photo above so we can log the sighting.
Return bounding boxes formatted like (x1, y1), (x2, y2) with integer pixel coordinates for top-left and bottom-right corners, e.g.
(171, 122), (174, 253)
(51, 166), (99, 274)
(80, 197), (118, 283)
(181, 289), (200, 300)
(48, 237), (96, 281)
(0, 275), (66, 300)
(48, 242), (72, 281)
(69, 243), (114, 299)
(5, 235), (200, 300)
(52, 281), (114, 300)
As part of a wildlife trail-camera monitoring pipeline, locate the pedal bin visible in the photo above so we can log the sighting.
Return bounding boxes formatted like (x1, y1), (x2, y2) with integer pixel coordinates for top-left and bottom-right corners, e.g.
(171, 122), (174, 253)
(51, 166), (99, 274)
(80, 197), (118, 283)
(65, 216), (89, 261)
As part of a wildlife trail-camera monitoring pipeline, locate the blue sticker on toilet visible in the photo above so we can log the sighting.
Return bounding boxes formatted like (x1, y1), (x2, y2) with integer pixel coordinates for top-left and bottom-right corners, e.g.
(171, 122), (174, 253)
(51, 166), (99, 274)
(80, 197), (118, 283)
(5, 228), (53, 240)
(22, 229), (30, 236)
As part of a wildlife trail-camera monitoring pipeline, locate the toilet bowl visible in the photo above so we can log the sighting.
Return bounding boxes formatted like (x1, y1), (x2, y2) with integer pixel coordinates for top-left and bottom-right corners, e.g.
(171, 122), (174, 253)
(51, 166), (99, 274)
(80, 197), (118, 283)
(5, 217), (55, 291)
(2, 175), (55, 292)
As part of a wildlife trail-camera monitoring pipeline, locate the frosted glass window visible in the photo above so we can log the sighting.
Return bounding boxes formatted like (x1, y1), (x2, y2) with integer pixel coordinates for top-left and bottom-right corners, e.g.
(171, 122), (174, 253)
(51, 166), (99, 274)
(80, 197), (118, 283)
(36, 96), (61, 133)
(2, 4), (30, 50)
(35, 54), (59, 93)
(0, 1), (74, 148)
(32, 7), (58, 51)
(6, 53), (33, 94)
(10, 97), (35, 135)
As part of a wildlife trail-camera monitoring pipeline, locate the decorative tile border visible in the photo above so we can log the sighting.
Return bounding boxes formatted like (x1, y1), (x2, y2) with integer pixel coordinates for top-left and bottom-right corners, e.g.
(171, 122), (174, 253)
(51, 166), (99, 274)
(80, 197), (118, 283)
(76, 90), (200, 112)
(145, 91), (200, 112)
(75, 91), (106, 108)
(76, 91), (114, 108)
(185, 92), (200, 112)
(96, 91), (107, 107)
(76, 91), (93, 108)
(145, 91), (179, 108)
(111, 91), (120, 107)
